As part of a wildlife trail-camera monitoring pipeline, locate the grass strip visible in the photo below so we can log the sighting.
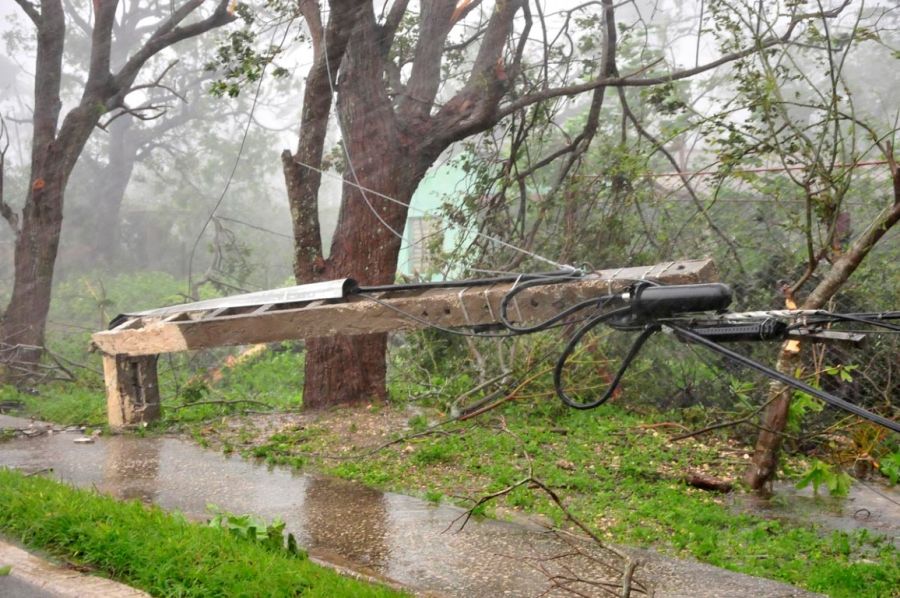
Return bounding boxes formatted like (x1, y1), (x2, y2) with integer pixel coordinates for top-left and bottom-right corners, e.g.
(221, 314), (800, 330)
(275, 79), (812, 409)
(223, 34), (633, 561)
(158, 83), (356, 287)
(0, 468), (404, 598)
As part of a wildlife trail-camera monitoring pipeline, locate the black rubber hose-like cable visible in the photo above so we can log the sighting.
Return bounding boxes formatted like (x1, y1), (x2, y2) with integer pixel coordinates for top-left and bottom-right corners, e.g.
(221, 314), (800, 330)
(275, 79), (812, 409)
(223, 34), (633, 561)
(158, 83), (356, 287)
(824, 312), (900, 332)
(553, 308), (656, 410)
(668, 323), (900, 434)
(502, 294), (617, 333)
(499, 275), (626, 333)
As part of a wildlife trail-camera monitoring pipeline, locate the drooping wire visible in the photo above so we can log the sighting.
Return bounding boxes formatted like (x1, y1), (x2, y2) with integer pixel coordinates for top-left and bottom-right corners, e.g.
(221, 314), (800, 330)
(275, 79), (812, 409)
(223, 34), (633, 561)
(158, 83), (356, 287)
(667, 323), (900, 434)
(555, 318), (658, 410)
(360, 272), (900, 431)
(497, 274), (651, 333)
(187, 19), (295, 296)
(287, 155), (573, 271)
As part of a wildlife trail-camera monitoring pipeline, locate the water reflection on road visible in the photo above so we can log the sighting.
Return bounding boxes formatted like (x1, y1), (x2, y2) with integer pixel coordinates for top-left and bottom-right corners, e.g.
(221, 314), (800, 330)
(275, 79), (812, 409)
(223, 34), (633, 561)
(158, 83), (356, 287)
(0, 426), (839, 597)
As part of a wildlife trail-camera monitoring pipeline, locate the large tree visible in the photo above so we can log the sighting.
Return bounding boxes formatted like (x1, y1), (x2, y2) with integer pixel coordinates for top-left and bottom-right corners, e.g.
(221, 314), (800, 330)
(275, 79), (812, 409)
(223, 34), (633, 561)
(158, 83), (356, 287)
(278, 0), (848, 408)
(0, 0), (236, 373)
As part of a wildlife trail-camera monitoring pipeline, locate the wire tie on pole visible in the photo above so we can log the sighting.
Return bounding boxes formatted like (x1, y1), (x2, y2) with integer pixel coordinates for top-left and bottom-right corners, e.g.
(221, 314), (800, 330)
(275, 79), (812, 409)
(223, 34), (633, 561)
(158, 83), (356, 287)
(458, 287), (474, 328)
(511, 274), (525, 322)
(656, 261), (676, 280)
(483, 287), (496, 322)
(607, 267), (625, 294)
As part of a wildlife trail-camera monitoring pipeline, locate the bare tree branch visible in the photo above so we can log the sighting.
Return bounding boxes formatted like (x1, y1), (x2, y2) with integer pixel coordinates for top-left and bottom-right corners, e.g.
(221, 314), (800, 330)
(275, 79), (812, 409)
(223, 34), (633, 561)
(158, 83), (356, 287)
(493, 3), (852, 125)
(430, 0), (526, 146)
(398, 0), (458, 119)
(12, 0), (40, 26)
(284, 0), (366, 283)
(100, 60), (186, 129)
(299, 0), (325, 60)
(113, 0), (236, 95)
(84, 0), (118, 98)
(617, 87), (747, 274)
(381, 0), (410, 49)
(62, 0), (91, 35)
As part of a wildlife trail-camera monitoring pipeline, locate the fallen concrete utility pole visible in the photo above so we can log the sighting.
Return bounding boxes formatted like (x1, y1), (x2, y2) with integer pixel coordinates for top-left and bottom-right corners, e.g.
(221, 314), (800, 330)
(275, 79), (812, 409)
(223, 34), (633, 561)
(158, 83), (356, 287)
(92, 259), (718, 429)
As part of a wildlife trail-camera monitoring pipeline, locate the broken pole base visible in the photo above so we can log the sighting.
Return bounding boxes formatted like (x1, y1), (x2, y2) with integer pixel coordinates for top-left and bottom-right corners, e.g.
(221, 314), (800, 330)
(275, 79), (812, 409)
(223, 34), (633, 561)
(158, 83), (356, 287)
(102, 354), (161, 429)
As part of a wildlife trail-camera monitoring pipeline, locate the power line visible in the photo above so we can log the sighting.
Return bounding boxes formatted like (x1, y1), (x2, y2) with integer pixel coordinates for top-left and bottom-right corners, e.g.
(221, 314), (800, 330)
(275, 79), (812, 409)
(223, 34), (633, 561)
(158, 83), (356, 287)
(215, 215), (293, 239)
(289, 156), (570, 270)
(187, 19), (295, 295)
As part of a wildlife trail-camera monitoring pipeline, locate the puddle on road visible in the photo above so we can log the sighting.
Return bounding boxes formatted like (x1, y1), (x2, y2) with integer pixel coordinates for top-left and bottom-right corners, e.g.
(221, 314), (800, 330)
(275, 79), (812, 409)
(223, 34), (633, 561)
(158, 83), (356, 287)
(0, 429), (831, 597)
(731, 479), (900, 543)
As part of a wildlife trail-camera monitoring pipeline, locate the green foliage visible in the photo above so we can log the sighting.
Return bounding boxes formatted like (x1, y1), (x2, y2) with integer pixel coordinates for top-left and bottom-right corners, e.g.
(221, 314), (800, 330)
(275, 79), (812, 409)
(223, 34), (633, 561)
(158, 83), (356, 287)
(411, 441), (457, 465)
(1, 383), (105, 426)
(207, 2), (294, 98)
(206, 504), (304, 558)
(796, 460), (853, 497)
(165, 345), (303, 425)
(424, 489), (443, 504)
(407, 414), (428, 433)
(0, 469), (403, 597)
(52, 271), (187, 330)
(179, 378), (211, 404)
(787, 390), (825, 433)
(822, 364), (857, 383)
(279, 400), (899, 597)
(878, 452), (900, 485)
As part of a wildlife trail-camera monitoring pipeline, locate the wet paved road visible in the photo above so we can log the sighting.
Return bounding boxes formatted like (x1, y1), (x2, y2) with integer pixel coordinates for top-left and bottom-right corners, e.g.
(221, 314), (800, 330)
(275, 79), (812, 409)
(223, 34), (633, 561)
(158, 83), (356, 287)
(0, 419), (827, 597)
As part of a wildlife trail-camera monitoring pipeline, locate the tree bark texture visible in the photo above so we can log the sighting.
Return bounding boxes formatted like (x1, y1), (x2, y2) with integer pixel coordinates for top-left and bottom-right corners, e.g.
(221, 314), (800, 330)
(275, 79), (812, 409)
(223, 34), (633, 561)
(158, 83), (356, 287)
(299, 5), (429, 408)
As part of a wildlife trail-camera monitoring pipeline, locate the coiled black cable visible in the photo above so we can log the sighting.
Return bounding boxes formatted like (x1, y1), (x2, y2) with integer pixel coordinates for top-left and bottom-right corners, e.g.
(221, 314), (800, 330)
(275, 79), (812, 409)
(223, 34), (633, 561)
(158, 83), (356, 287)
(354, 272), (898, 433)
(553, 313), (658, 409)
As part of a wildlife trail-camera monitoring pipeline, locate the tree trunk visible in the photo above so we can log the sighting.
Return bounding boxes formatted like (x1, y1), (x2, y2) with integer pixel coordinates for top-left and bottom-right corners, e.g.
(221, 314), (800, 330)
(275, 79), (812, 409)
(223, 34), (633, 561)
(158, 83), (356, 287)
(286, 0), (522, 409)
(0, 173), (66, 370)
(300, 150), (417, 407)
(742, 345), (801, 493)
(2, 0), (235, 380)
(92, 118), (137, 266)
(299, 5), (432, 408)
(744, 165), (900, 492)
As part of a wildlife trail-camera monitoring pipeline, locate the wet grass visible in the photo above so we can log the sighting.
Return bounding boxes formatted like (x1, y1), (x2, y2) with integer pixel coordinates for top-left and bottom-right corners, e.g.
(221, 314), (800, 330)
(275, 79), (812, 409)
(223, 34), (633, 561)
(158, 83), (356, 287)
(0, 468), (404, 597)
(1, 382), (106, 427)
(0, 345), (304, 428)
(225, 400), (900, 598)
